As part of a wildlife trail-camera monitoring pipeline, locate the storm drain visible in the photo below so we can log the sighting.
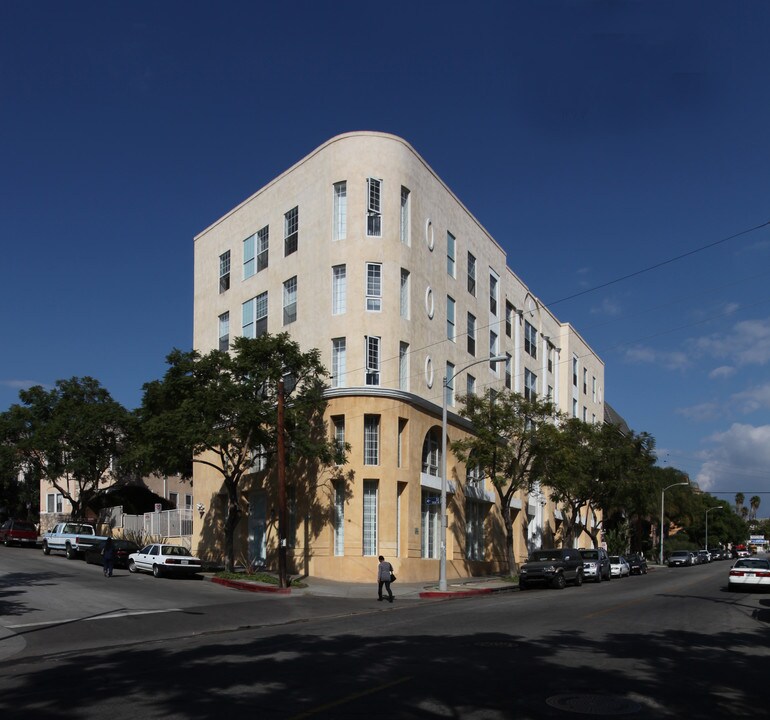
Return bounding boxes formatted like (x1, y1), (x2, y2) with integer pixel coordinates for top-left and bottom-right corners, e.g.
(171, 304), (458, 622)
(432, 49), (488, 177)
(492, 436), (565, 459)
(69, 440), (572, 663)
(545, 694), (642, 715)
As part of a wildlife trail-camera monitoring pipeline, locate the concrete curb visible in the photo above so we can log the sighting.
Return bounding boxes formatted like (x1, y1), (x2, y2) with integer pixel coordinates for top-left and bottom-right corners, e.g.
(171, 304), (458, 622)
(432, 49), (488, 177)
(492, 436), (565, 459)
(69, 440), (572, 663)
(210, 577), (292, 594)
(419, 585), (517, 599)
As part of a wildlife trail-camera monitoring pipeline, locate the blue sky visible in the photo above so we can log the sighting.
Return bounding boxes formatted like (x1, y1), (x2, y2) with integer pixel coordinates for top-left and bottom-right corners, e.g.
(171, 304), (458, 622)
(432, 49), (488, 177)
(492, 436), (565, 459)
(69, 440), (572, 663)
(2, 1), (769, 513)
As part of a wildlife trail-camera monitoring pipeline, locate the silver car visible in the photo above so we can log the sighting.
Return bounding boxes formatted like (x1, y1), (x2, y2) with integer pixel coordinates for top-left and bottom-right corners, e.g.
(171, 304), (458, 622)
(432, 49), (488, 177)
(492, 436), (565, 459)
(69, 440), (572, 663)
(579, 548), (611, 583)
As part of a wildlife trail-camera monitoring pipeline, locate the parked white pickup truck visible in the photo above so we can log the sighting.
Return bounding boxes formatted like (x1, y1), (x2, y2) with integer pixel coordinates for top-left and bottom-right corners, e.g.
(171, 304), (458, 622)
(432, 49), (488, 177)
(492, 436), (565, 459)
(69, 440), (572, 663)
(42, 522), (109, 560)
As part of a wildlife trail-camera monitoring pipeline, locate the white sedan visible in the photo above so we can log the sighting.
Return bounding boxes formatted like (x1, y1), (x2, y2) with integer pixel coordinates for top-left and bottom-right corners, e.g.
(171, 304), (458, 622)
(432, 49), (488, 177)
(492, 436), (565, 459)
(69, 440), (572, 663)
(128, 544), (202, 578)
(728, 557), (770, 592)
(609, 555), (630, 578)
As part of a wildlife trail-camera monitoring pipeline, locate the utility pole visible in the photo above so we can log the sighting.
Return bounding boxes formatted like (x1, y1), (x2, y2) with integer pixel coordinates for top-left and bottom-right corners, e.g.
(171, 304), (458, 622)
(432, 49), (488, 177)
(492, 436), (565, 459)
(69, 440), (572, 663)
(277, 377), (288, 589)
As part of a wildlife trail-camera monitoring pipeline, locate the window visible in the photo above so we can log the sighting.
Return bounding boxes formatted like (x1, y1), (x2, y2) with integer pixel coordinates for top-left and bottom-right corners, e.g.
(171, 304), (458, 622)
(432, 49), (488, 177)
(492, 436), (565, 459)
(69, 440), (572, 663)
(332, 416), (345, 464)
(399, 342), (409, 391)
(243, 234), (256, 279)
(422, 428), (441, 476)
(363, 480), (378, 556)
(489, 330), (499, 369)
(466, 456), (483, 485)
(547, 385), (553, 401)
(466, 499), (485, 561)
(367, 177), (382, 237)
(421, 490), (440, 559)
(466, 374), (476, 396)
(242, 292), (268, 338)
(467, 313), (476, 356)
(467, 252), (476, 295)
(333, 182), (347, 241)
(218, 312), (230, 352)
(331, 338), (346, 388)
(365, 335), (380, 386)
(447, 232), (456, 277)
(525, 321), (537, 359)
(332, 265), (346, 315)
(46, 492), (63, 514)
(185, 494), (193, 510)
(400, 186), (410, 245)
(219, 250), (231, 293)
(446, 296), (455, 341)
(583, 368), (588, 394)
(573, 398), (578, 417)
(525, 368), (537, 400)
(366, 263), (382, 311)
(167, 492), (178, 508)
(446, 362), (455, 406)
(505, 353), (512, 390)
(573, 356), (579, 387)
(364, 415), (380, 465)
(284, 206), (298, 256)
(489, 273), (498, 315)
(397, 418), (407, 468)
(583, 406), (587, 422)
(257, 226), (269, 272)
(548, 346), (554, 374)
(505, 301), (514, 338)
(334, 480), (345, 556)
(400, 268), (410, 319)
(592, 376), (597, 402)
(283, 276), (297, 325)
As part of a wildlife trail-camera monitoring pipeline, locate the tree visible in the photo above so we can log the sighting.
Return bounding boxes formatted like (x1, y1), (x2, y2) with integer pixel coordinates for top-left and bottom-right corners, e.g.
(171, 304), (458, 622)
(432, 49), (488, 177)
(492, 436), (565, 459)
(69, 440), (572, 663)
(749, 496), (761, 521)
(451, 390), (557, 575)
(735, 493), (745, 515)
(3, 378), (131, 520)
(136, 333), (341, 573)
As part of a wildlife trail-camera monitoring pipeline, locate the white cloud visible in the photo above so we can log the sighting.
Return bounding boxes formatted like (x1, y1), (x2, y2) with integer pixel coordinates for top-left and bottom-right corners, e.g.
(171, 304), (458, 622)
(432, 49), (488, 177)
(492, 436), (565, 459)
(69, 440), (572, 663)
(0, 380), (44, 391)
(694, 424), (770, 499)
(624, 345), (690, 370)
(709, 366), (735, 380)
(729, 383), (770, 415)
(591, 297), (622, 317)
(693, 317), (770, 367)
(675, 403), (720, 422)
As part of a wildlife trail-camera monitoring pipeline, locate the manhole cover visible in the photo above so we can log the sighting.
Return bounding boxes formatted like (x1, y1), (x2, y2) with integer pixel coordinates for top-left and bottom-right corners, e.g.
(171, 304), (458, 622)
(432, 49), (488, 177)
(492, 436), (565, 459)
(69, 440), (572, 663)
(546, 694), (642, 715)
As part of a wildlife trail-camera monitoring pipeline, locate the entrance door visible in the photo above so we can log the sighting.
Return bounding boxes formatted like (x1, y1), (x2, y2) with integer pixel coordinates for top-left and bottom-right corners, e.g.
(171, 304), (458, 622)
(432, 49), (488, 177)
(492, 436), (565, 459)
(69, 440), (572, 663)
(247, 490), (267, 566)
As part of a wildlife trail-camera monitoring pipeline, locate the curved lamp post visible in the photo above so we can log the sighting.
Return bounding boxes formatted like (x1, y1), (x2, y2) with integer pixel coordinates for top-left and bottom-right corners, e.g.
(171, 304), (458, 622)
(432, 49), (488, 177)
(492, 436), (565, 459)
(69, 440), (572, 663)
(659, 481), (689, 565)
(439, 354), (507, 591)
(705, 506), (723, 552)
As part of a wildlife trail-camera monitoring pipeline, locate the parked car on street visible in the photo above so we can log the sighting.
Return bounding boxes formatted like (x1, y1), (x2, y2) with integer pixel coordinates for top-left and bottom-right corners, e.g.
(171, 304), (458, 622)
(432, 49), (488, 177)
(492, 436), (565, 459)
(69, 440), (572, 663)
(579, 548), (611, 583)
(0, 519), (38, 547)
(626, 553), (648, 575)
(518, 548), (584, 590)
(84, 539), (140, 569)
(668, 550), (693, 567)
(727, 557), (770, 592)
(128, 544), (202, 578)
(609, 555), (630, 578)
(697, 550), (711, 564)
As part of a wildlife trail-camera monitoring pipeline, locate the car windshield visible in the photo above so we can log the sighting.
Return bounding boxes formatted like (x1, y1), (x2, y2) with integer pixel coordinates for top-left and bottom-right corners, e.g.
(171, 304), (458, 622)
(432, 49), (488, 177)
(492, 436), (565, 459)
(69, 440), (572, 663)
(529, 551), (561, 562)
(13, 521), (36, 531)
(672, 551), (689, 557)
(735, 559), (770, 569)
(162, 545), (192, 556)
(609, 556), (621, 563)
(581, 551), (598, 560)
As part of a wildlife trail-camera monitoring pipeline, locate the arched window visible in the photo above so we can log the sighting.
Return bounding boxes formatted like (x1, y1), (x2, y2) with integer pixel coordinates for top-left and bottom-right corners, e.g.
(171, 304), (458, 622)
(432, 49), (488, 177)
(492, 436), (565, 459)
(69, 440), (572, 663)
(421, 428), (442, 476)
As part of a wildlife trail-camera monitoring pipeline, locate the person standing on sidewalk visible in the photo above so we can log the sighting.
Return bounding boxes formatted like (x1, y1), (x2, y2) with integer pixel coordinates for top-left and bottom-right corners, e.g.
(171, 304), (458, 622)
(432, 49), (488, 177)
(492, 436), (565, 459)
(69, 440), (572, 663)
(377, 555), (394, 602)
(102, 536), (115, 577)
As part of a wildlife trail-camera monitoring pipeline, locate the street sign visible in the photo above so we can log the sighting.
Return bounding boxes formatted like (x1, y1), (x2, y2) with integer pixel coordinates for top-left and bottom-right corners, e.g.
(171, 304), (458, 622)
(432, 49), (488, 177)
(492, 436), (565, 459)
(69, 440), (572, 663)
(425, 496), (441, 505)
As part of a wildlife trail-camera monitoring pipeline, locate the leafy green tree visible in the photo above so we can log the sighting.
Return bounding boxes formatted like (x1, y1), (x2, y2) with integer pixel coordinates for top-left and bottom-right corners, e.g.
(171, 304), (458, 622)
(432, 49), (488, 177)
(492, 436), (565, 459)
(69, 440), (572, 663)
(451, 390), (557, 575)
(2, 378), (131, 521)
(135, 333), (341, 572)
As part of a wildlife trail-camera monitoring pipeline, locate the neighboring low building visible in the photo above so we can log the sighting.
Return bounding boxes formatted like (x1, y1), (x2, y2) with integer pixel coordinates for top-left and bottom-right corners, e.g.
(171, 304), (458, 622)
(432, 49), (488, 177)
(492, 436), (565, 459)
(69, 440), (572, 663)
(192, 132), (605, 581)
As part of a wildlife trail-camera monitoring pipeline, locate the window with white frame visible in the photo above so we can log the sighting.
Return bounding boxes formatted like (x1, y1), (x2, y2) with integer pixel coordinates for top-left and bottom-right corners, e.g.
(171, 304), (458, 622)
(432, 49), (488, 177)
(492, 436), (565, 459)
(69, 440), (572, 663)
(243, 234), (256, 279)
(467, 312), (476, 356)
(400, 268), (410, 319)
(332, 264), (346, 315)
(467, 374), (476, 396)
(489, 330), (499, 369)
(466, 455), (483, 485)
(525, 321), (537, 359)
(422, 428), (441, 476)
(573, 355), (579, 387)
(583, 368), (588, 394)
(331, 338), (346, 388)
(447, 231), (456, 277)
(332, 415), (345, 463)
(505, 353), (512, 390)
(284, 206), (298, 256)
(399, 341), (409, 391)
(283, 276), (297, 325)
(446, 295), (455, 341)
(592, 376), (597, 402)
(573, 398), (578, 417)
(185, 494), (193, 510)
(218, 312), (230, 352)
(489, 272), (498, 315)
(421, 490), (440, 559)
(363, 480), (378, 556)
(397, 418), (407, 468)
(219, 250), (231, 293)
(465, 499), (485, 561)
(242, 292), (268, 338)
(365, 335), (380, 386)
(446, 362), (455, 406)
(525, 368), (537, 400)
(505, 301), (514, 338)
(366, 177), (382, 237)
(548, 346), (554, 373)
(467, 252), (476, 295)
(169, 492), (178, 508)
(366, 263), (382, 311)
(364, 415), (380, 465)
(47, 492), (63, 514)
(334, 480), (345, 556)
(333, 181), (347, 241)
(400, 186), (410, 245)
(257, 226), (269, 272)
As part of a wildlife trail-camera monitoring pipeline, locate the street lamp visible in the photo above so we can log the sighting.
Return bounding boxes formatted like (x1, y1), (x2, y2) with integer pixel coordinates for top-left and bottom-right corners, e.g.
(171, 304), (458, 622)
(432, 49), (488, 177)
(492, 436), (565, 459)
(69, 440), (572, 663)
(439, 354), (507, 591)
(705, 506), (723, 552)
(659, 481), (689, 566)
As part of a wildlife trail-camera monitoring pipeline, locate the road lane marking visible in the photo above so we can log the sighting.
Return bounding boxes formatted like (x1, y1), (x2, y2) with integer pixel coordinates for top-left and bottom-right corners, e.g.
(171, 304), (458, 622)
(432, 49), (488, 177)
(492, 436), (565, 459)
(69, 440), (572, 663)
(288, 675), (412, 719)
(6, 608), (183, 629)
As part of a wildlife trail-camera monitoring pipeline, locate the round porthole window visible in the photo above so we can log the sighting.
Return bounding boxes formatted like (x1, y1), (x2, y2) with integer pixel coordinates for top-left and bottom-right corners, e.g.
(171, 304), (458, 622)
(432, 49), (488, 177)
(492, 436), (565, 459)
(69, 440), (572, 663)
(425, 219), (434, 251)
(425, 356), (434, 388)
(425, 286), (434, 318)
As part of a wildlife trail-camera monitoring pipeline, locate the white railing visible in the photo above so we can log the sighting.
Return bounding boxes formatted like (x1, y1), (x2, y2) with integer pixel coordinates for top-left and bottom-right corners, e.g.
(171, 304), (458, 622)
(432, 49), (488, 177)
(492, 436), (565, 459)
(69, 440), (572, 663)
(101, 505), (193, 539)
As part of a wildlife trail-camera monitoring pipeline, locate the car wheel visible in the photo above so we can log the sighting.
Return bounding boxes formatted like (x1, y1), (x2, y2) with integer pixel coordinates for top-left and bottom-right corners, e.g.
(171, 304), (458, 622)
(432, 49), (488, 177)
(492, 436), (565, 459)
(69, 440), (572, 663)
(595, 572), (602, 583)
(575, 571), (583, 587)
(553, 573), (566, 590)
(128, 560), (137, 573)
(152, 564), (163, 578)
(65, 543), (76, 560)
(42, 541), (50, 555)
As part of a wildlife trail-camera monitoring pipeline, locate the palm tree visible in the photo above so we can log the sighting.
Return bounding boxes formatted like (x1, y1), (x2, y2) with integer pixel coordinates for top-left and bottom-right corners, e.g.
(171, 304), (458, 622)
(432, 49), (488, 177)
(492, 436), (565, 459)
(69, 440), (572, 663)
(750, 496), (761, 521)
(736, 493), (745, 514)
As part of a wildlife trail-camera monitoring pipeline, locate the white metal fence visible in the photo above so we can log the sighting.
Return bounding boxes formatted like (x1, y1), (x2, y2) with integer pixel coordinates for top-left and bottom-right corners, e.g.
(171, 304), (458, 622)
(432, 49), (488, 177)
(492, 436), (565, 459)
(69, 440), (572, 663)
(101, 505), (193, 540)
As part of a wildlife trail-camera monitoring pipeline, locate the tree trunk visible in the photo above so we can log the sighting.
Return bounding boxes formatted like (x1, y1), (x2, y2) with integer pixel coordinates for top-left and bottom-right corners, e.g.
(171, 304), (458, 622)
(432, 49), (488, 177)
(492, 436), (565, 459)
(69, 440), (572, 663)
(223, 480), (241, 572)
(502, 504), (517, 575)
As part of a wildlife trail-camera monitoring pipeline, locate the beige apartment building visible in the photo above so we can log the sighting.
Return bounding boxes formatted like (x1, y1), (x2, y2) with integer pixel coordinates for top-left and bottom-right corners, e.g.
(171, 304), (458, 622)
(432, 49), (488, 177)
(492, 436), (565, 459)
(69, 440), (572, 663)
(193, 132), (604, 582)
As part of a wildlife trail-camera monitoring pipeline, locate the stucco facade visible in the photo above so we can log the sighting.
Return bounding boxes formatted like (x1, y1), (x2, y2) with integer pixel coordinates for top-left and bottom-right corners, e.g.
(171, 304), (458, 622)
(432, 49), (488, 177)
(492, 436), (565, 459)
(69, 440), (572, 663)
(192, 132), (605, 581)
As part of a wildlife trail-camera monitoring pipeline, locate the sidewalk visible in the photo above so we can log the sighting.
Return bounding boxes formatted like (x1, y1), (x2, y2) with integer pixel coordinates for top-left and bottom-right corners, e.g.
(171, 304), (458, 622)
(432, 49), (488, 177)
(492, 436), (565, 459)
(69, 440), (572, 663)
(205, 573), (518, 600)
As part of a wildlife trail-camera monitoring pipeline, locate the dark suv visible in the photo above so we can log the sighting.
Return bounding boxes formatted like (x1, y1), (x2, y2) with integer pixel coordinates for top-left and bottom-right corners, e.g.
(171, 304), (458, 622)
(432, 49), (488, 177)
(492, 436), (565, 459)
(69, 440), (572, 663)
(579, 547), (611, 583)
(519, 548), (584, 590)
